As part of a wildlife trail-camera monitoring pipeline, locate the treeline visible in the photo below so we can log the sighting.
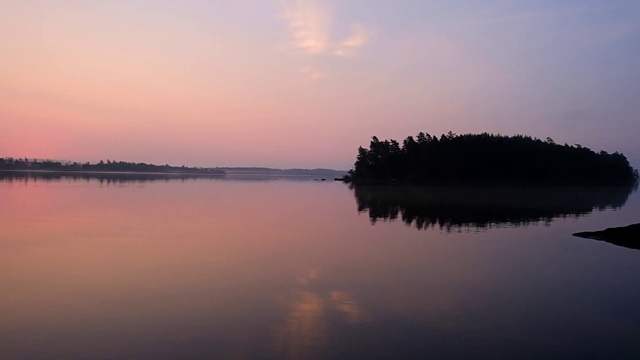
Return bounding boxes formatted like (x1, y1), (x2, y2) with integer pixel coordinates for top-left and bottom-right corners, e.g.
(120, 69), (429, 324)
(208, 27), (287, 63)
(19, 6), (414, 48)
(220, 167), (347, 177)
(0, 172), (218, 184)
(347, 132), (639, 186)
(0, 158), (224, 175)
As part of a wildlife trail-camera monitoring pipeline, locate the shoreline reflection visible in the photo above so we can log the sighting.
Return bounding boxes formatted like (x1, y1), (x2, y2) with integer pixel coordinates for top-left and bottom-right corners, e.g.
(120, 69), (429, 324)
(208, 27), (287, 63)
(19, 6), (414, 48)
(351, 185), (635, 231)
(0, 171), (326, 185)
(0, 171), (223, 184)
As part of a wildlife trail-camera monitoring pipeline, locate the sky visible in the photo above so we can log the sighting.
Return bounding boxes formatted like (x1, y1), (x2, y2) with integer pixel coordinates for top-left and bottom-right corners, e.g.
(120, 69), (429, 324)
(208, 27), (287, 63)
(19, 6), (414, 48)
(1, 0), (639, 170)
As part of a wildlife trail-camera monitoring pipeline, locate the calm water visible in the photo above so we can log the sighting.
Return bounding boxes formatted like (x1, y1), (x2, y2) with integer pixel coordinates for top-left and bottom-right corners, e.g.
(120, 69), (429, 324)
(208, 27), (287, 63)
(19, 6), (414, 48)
(1, 174), (639, 359)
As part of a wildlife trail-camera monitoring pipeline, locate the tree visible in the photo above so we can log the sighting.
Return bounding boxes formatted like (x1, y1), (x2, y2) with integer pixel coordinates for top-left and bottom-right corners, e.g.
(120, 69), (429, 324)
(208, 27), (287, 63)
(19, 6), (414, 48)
(346, 132), (638, 186)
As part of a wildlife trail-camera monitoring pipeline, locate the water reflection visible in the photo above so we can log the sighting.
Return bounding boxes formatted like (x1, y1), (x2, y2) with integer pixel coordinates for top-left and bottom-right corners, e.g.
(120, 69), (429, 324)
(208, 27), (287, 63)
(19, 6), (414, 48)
(352, 185), (635, 231)
(1, 178), (639, 359)
(273, 270), (369, 360)
(0, 171), (325, 185)
(0, 171), (224, 184)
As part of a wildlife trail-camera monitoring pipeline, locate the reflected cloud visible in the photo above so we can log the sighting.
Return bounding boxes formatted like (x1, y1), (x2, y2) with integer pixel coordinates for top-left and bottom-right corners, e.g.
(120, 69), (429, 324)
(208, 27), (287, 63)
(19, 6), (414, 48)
(351, 185), (635, 232)
(273, 269), (369, 359)
(329, 291), (369, 325)
(273, 291), (327, 360)
(296, 269), (319, 285)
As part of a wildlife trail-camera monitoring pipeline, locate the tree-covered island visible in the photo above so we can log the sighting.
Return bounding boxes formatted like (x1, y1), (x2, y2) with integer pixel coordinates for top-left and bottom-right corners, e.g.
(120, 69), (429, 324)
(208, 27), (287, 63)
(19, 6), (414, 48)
(344, 132), (639, 186)
(0, 158), (225, 175)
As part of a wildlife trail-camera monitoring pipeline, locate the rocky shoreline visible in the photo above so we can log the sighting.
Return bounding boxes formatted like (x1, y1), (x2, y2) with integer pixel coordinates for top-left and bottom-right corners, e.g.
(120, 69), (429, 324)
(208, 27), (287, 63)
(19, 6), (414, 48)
(573, 223), (640, 250)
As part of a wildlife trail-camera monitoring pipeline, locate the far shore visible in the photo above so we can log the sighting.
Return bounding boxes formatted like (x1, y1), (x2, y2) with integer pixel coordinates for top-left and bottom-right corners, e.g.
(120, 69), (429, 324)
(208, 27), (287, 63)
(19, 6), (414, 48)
(0, 169), (225, 176)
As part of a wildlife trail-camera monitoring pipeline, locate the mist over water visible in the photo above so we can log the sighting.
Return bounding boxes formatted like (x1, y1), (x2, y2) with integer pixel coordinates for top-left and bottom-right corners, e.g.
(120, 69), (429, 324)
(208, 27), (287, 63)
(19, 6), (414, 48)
(1, 175), (639, 359)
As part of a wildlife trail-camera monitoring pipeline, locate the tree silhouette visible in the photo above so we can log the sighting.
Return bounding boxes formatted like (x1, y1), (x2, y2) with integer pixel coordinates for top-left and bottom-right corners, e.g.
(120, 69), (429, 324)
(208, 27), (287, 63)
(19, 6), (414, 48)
(0, 158), (225, 175)
(347, 132), (639, 186)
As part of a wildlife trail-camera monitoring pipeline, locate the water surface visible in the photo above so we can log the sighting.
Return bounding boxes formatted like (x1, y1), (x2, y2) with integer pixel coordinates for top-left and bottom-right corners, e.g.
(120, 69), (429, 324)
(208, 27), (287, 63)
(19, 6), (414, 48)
(1, 175), (639, 359)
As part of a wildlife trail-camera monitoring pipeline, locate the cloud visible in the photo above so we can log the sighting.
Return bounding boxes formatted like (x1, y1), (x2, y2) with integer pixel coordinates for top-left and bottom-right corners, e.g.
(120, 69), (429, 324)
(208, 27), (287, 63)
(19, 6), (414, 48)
(282, 0), (331, 54)
(282, 0), (371, 57)
(334, 24), (371, 57)
(300, 66), (323, 80)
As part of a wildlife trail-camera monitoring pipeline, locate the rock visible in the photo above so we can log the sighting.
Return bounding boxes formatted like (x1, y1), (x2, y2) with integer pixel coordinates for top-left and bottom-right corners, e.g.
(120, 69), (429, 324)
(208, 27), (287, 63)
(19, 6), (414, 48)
(573, 223), (640, 250)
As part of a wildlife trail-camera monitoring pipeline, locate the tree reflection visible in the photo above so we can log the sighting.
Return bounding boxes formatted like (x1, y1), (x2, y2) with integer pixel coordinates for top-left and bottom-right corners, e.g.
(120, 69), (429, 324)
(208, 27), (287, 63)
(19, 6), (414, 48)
(351, 185), (635, 231)
(0, 171), (223, 185)
(0, 171), (326, 184)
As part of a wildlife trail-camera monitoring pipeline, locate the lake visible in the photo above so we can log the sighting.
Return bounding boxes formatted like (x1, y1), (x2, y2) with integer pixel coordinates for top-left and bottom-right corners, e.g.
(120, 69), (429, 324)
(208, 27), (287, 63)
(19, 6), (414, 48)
(1, 174), (639, 359)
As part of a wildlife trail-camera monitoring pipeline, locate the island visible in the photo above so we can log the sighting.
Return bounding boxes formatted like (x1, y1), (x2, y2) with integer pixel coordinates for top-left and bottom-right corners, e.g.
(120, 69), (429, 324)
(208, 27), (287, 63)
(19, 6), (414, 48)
(342, 132), (639, 186)
(573, 224), (640, 250)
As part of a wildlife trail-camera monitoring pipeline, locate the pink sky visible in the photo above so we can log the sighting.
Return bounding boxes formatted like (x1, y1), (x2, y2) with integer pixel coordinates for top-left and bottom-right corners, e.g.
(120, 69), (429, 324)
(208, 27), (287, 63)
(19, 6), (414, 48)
(2, 1), (639, 169)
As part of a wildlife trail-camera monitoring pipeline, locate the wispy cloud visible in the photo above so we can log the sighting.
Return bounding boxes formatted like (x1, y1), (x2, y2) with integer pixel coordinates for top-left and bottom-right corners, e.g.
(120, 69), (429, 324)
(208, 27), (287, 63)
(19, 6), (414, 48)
(282, 0), (331, 54)
(282, 0), (371, 57)
(334, 24), (372, 57)
(300, 66), (323, 80)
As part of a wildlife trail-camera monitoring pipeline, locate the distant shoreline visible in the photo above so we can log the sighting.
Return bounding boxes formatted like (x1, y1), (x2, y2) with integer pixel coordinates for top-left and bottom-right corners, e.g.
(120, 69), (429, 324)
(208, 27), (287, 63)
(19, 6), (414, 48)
(0, 169), (225, 176)
(0, 169), (345, 179)
(0, 158), (348, 178)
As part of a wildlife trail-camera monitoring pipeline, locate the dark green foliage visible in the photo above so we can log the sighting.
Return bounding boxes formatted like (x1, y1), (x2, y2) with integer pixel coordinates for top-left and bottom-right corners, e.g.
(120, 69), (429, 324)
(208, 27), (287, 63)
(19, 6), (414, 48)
(348, 133), (639, 186)
(0, 157), (224, 175)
